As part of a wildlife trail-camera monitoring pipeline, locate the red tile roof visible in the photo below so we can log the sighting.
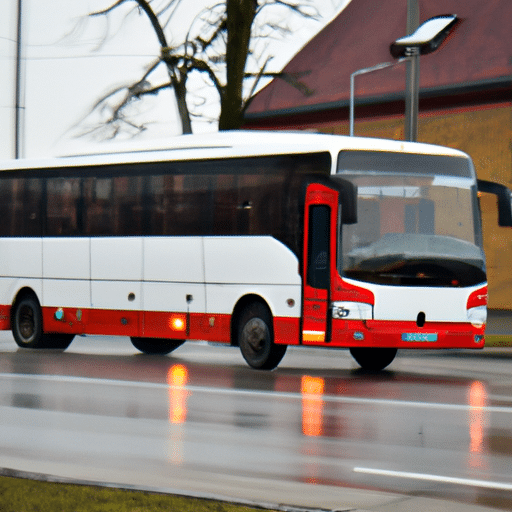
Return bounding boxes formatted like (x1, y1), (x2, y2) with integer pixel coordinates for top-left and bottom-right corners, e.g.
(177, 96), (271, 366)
(246, 0), (512, 119)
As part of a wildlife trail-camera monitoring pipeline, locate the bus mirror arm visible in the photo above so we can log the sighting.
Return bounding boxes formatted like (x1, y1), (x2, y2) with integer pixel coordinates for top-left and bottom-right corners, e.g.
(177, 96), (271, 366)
(477, 179), (512, 227)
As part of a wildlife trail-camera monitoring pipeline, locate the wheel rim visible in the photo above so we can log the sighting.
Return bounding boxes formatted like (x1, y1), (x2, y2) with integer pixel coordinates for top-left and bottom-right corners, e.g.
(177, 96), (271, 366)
(18, 304), (36, 342)
(241, 318), (268, 355)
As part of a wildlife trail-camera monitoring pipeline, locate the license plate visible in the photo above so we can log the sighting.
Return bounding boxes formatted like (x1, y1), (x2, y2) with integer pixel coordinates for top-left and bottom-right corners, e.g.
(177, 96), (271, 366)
(402, 333), (438, 342)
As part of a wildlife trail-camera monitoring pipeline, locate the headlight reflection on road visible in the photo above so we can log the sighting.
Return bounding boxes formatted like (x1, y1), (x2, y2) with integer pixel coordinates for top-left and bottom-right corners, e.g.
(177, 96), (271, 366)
(167, 364), (190, 465)
(301, 375), (325, 437)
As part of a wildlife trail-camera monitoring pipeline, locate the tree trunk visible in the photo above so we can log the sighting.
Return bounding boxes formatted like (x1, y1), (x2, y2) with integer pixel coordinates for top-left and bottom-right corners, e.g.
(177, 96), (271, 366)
(219, 0), (256, 130)
(173, 76), (193, 135)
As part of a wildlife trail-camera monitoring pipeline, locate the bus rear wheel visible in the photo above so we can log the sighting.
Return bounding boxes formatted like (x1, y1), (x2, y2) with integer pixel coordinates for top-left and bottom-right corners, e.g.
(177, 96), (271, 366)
(45, 334), (75, 350)
(12, 295), (75, 350)
(130, 337), (185, 355)
(237, 302), (287, 370)
(349, 347), (397, 371)
(12, 295), (42, 348)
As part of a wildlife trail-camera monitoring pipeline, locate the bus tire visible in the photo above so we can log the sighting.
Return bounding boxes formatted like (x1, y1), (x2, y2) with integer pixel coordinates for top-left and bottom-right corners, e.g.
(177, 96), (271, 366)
(45, 334), (75, 350)
(130, 337), (185, 355)
(349, 347), (397, 371)
(12, 295), (46, 349)
(237, 302), (287, 370)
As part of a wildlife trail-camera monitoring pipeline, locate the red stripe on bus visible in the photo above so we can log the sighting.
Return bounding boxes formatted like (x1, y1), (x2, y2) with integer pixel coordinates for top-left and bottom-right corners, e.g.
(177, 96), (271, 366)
(0, 305), (11, 330)
(274, 317), (300, 345)
(36, 306), (298, 345)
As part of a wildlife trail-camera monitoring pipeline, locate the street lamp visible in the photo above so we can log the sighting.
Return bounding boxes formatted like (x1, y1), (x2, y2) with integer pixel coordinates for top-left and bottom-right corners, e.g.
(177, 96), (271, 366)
(390, 14), (458, 141)
(349, 61), (405, 137)
(349, 15), (457, 139)
(390, 15), (458, 58)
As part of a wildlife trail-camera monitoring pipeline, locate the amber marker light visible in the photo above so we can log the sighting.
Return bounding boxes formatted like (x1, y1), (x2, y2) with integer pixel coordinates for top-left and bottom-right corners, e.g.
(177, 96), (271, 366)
(169, 314), (187, 332)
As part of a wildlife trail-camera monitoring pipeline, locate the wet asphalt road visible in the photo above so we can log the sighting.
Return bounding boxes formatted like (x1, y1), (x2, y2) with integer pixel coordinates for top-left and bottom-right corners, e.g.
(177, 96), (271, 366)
(0, 332), (511, 511)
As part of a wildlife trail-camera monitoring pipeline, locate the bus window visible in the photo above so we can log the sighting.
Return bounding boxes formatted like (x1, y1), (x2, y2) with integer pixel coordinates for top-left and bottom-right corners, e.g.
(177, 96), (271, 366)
(112, 175), (146, 235)
(0, 178), (42, 237)
(307, 205), (330, 290)
(84, 177), (114, 235)
(212, 174), (238, 235)
(46, 177), (81, 236)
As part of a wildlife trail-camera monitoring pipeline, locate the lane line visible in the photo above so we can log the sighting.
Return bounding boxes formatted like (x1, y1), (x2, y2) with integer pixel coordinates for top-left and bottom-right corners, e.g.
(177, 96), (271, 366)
(354, 467), (512, 491)
(1, 372), (512, 414)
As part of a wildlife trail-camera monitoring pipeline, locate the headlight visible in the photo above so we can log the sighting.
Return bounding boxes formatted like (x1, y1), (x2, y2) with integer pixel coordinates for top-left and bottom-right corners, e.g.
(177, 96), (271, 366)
(332, 302), (373, 320)
(467, 305), (486, 328)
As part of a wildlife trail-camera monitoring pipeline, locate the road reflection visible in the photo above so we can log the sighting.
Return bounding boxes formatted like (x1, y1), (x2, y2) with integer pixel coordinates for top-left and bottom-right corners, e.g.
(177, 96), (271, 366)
(468, 380), (489, 469)
(301, 375), (325, 437)
(167, 364), (189, 465)
(1, 343), (512, 510)
(168, 364), (189, 424)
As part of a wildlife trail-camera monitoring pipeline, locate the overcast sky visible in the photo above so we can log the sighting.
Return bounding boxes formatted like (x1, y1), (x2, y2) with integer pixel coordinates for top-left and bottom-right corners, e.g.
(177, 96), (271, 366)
(0, 0), (350, 160)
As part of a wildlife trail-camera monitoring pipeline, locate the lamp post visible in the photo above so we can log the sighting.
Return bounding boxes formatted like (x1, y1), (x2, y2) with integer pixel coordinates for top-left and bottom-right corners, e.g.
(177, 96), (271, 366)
(349, 61), (404, 137)
(404, 0), (419, 142)
(15, 0), (24, 159)
(390, 14), (458, 141)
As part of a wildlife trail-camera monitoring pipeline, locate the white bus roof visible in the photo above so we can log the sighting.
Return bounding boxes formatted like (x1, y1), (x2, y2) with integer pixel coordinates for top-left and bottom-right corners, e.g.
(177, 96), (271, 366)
(0, 131), (469, 172)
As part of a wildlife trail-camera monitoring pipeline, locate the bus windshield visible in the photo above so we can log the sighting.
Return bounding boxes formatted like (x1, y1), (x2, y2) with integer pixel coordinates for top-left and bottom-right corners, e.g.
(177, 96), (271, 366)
(335, 151), (486, 287)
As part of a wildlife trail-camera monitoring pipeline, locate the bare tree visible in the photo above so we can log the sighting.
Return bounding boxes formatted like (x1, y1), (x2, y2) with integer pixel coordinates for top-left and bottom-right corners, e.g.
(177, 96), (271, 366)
(78, 0), (318, 137)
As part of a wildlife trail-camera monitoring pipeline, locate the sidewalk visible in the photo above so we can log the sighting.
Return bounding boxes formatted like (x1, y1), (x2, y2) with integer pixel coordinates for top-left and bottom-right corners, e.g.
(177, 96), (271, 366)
(486, 309), (512, 335)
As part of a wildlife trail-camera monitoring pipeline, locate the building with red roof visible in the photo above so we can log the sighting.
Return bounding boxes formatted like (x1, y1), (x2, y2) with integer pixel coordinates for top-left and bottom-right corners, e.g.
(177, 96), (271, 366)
(245, 0), (512, 132)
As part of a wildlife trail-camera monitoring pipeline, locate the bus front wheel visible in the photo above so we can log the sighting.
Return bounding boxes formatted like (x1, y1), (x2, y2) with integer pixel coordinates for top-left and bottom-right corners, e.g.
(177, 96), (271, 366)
(237, 302), (287, 370)
(349, 347), (397, 371)
(130, 337), (184, 355)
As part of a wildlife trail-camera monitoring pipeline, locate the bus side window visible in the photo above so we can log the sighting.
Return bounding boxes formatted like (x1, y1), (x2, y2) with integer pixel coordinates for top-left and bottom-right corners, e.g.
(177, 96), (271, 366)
(46, 178), (81, 236)
(113, 176), (145, 235)
(212, 174), (238, 235)
(84, 177), (114, 235)
(307, 205), (330, 290)
(0, 178), (43, 237)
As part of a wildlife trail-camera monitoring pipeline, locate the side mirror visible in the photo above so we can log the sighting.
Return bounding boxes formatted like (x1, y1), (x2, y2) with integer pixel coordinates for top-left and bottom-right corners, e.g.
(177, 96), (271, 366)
(337, 178), (358, 225)
(477, 179), (512, 227)
(302, 176), (358, 225)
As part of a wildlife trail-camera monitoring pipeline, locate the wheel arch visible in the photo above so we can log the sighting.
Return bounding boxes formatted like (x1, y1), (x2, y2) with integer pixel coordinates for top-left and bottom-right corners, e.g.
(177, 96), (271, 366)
(230, 294), (273, 347)
(11, 287), (40, 317)
(10, 286), (40, 330)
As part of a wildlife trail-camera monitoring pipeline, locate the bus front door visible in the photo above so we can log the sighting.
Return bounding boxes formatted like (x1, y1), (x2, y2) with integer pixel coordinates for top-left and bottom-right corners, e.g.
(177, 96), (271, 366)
(302, 183), (339, 345)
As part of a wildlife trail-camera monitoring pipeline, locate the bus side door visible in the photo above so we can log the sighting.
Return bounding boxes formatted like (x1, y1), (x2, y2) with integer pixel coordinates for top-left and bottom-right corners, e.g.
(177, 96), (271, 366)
(302, 183), (339, 344)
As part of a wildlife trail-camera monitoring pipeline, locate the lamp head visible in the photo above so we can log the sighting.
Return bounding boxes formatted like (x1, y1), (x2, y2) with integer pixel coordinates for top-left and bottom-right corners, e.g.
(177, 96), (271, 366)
(390, 14), (458, 59)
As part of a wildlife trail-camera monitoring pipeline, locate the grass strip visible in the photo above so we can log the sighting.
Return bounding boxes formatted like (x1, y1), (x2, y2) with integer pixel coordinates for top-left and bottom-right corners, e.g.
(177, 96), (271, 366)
(484, 335), (512, 347)
(0, 475), (276, 512)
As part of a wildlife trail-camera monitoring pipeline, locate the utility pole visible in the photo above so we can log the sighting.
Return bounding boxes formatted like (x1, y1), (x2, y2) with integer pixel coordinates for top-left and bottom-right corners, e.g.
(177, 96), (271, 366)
(404, 0), (419, 141)
(15, 0), (24, 159)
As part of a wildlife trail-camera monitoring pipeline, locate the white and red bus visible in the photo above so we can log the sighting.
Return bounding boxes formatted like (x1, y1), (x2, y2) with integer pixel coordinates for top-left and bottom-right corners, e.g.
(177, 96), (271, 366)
(0, 131), (510, 370)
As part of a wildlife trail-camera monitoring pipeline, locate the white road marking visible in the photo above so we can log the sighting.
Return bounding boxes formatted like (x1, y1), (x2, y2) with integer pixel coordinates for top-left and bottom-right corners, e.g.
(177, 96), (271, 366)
(354, 467), (512, 491)
(1, 372), (512, 414)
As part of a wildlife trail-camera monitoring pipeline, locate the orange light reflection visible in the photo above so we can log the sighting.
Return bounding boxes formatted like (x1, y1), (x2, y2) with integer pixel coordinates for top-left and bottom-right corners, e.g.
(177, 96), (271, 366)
(301, 375), (325, 437)
(167, 364), (189, 424)
(468, 380), (489, 469)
